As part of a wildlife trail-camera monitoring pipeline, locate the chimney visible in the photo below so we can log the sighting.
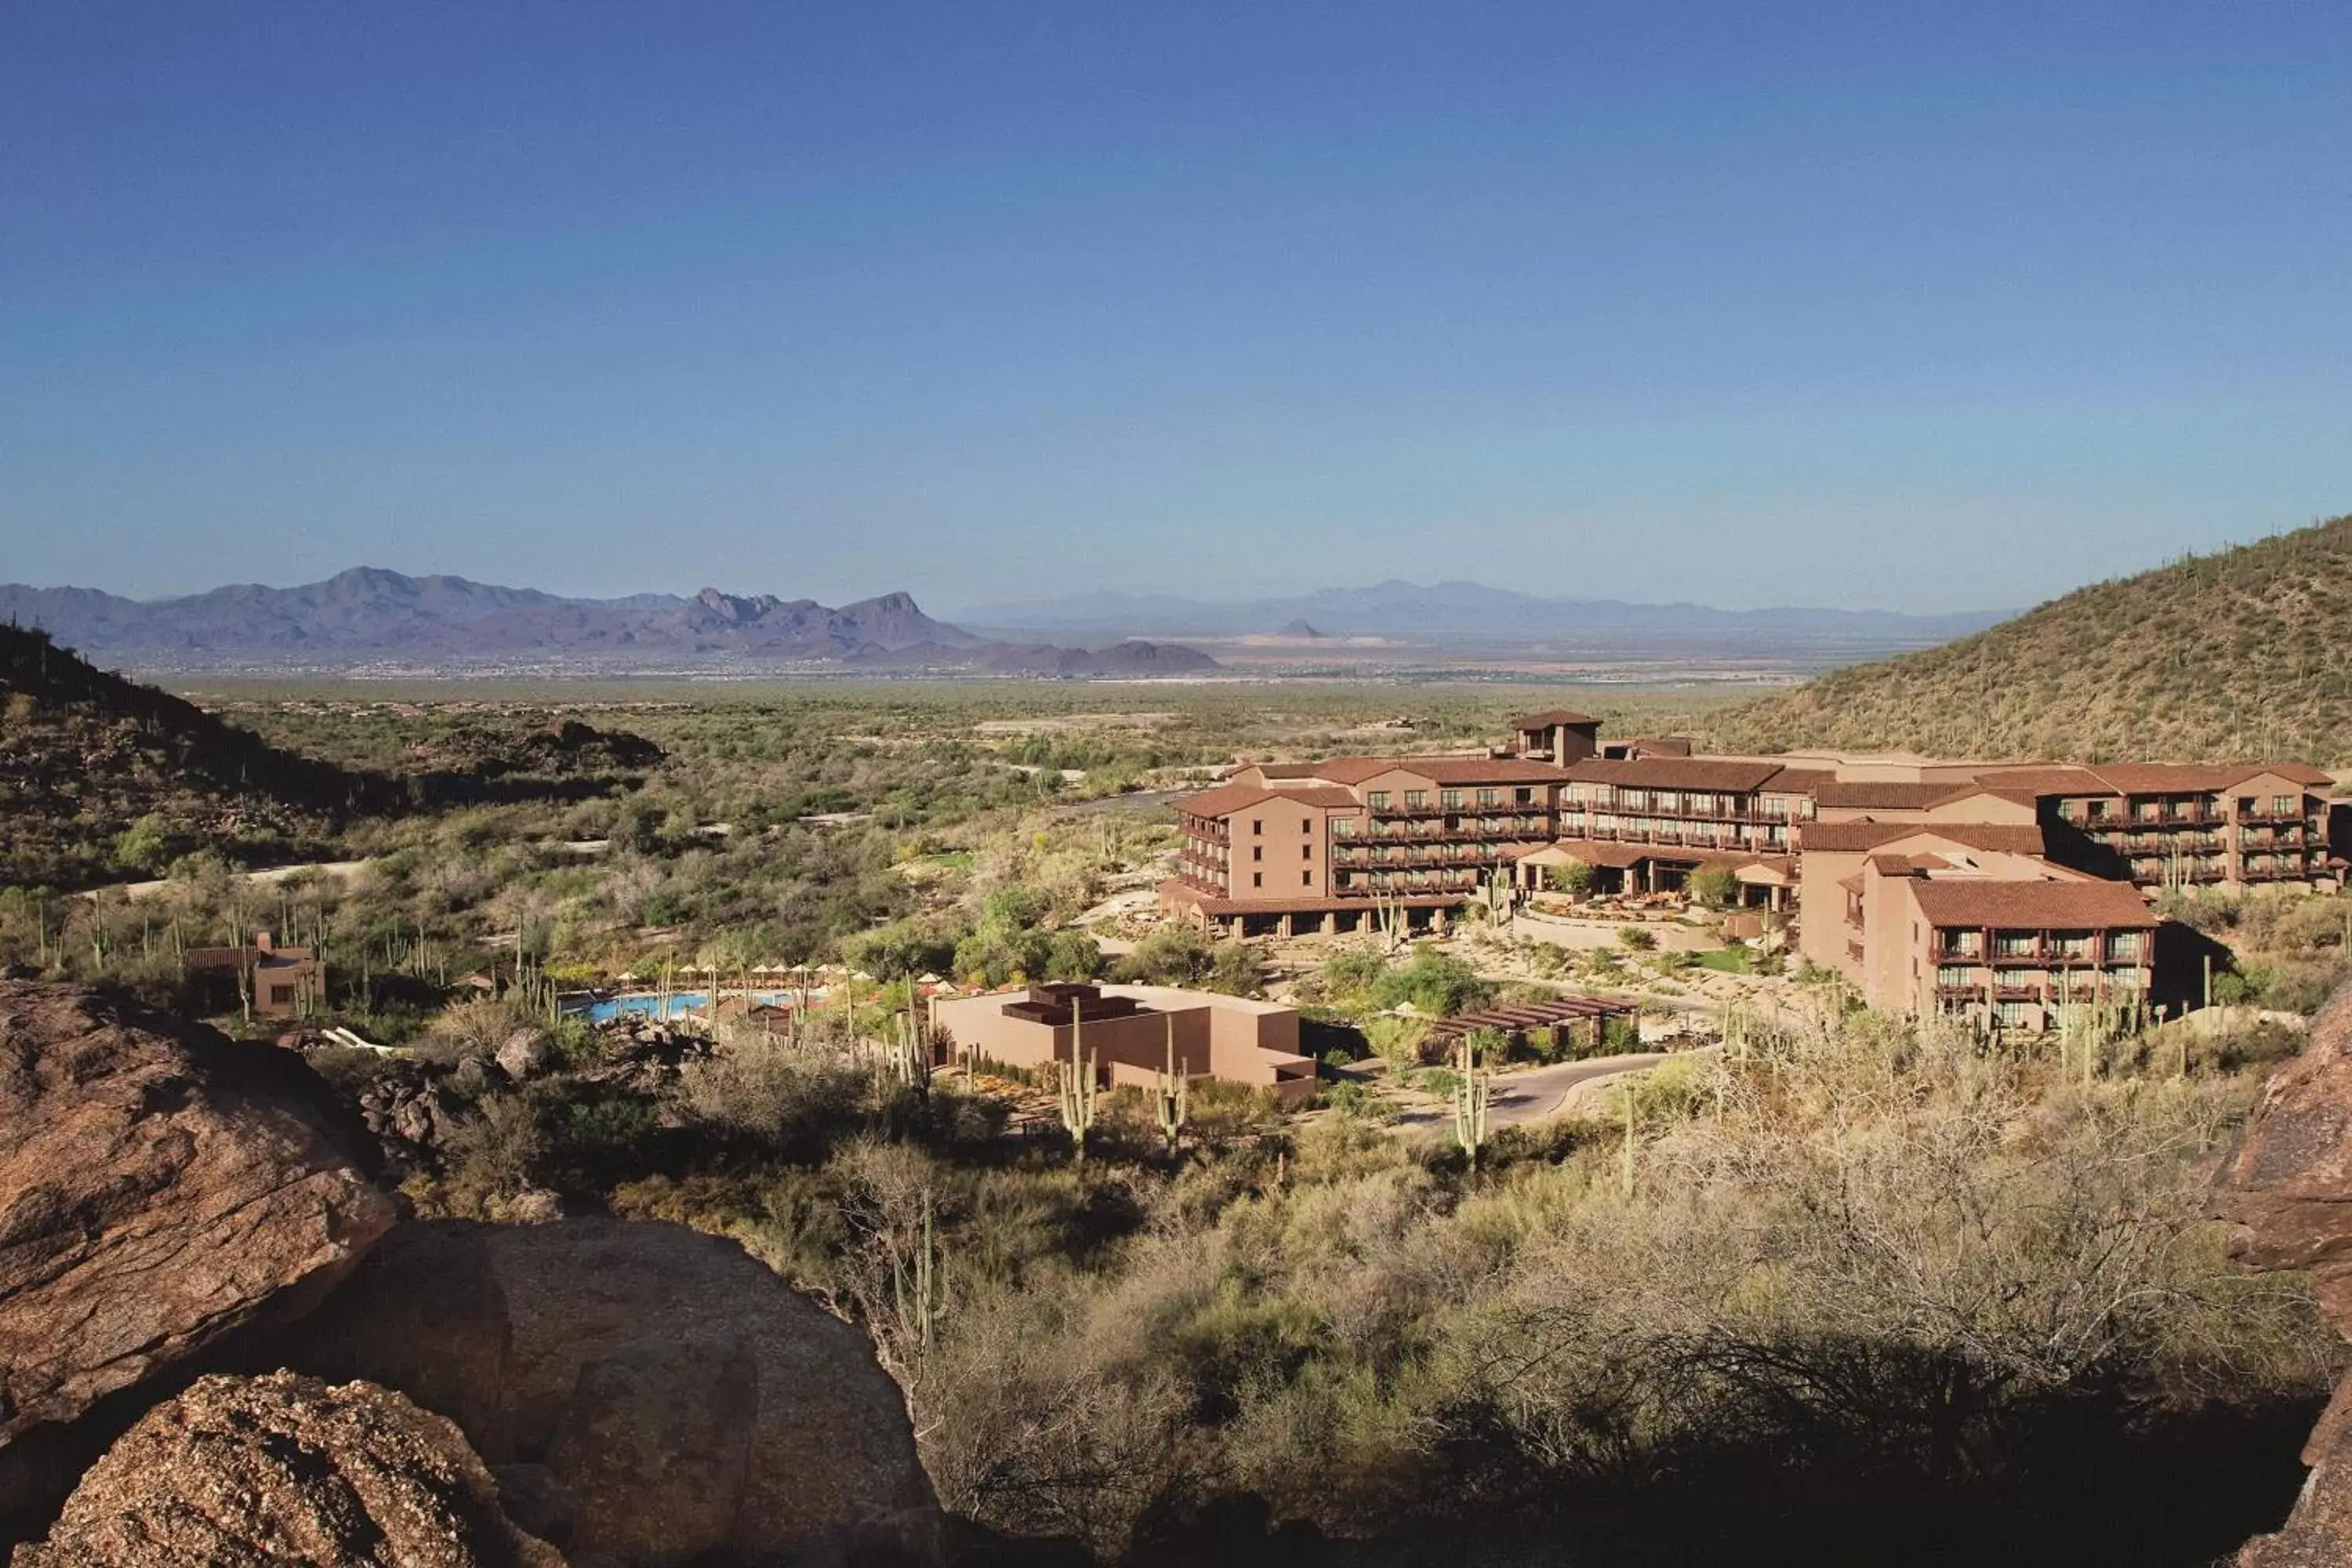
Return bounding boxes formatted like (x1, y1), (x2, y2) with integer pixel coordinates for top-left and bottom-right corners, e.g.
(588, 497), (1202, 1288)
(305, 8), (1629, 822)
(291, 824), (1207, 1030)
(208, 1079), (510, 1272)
(253, 931), (274, 954)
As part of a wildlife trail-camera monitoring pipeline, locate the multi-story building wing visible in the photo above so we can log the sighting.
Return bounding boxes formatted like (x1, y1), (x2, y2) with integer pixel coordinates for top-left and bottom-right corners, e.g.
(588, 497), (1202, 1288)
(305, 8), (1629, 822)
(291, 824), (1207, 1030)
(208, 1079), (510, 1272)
(1864, 869), (2160, 1030)
(1793, 821), (2055, 978)
(1972, 763), (2340, 891)
(1161, 754), (1569, 935)
(1508, 757), (1819, 903)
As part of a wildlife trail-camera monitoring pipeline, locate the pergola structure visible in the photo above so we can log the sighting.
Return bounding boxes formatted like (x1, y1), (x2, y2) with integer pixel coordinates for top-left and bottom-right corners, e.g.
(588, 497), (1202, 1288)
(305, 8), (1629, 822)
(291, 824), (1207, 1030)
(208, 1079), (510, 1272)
(1425, 994), (1641, 1055)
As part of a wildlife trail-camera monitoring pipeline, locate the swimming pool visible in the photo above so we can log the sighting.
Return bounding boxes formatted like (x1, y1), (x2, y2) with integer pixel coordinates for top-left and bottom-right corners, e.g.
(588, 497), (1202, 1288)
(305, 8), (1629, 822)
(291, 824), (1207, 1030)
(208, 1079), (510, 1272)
(561, 988), (829, 1025)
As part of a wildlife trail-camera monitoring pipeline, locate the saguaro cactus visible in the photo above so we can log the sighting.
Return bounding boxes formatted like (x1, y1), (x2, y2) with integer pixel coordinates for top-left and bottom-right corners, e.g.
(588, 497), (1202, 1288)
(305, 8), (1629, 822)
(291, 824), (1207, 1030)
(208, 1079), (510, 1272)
(891, 1187), (948, 1355)
(888, 997), (932, 1094)
(1057, 1000), (1100, 1163)
(1153, 1014), (1189, 1155)
(1451, 1036), (1490, 1171)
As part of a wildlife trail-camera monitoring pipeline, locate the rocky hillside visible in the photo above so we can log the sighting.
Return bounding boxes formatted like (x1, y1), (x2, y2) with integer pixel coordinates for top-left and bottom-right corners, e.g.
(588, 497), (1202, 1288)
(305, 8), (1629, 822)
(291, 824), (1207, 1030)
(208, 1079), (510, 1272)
(0, 630), (665, 889)
(0, 625), (379, 887)
(0, 981), (944, 1564)
(1710, 514), (2352, 767)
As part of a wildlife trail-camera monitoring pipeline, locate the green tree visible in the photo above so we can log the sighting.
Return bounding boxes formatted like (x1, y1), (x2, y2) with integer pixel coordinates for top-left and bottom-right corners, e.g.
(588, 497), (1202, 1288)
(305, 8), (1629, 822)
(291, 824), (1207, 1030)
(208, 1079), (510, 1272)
(109, 814), (174, 876)
(1688, 867), (1740, 910)
(1546, 860), (1596, 896)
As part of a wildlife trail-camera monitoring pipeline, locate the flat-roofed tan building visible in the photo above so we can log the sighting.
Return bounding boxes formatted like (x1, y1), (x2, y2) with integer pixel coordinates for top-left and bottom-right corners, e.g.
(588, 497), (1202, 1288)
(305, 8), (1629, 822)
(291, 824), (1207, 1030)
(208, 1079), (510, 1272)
(927, 982), (1318, 1105)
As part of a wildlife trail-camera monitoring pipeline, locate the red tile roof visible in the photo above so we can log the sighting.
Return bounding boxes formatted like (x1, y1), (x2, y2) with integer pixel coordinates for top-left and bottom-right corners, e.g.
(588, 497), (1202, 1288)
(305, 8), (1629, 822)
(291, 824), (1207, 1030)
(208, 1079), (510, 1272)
(1178, 781), (1360, 816)
(1174, 782), (1278, 817)
(1261, 754), (1573, 788)
(1905, 877), (2156, 931)
(1968, 765), (2113, 797)
(1810, 779), (1958, 810)
(1972, 761), (2333, 797)
(2088, 762), (2333, 793)
(1798, 822), (2049, 855)
(1563, 757), (1795, 792)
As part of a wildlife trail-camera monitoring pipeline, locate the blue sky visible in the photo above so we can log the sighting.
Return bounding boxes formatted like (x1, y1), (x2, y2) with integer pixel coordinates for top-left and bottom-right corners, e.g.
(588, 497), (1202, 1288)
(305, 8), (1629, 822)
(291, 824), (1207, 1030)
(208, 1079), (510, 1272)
(2, 2), (2346, 613)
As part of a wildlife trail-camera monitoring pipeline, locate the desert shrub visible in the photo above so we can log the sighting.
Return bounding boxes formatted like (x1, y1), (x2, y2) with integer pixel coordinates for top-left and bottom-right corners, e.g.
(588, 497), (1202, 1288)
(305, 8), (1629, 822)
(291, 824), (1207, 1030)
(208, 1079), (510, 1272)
(844, 916), (960, 979)
(1321, 943), (1389, 998)
(437, 1090), (546, 1209)
(1370, 945), (1491, 1017)
(1618, 925), (1658, 952)
(1112, 926), (1215, 987)
(1206, 939), (1264, 996)
(1323, 1081), (1392, 1122)
(1361, 1014), (1430, 1068)
(674, 1029), (868, 1160)
(409, 996), (539, 1066)
(1044, 929), (1103, 982)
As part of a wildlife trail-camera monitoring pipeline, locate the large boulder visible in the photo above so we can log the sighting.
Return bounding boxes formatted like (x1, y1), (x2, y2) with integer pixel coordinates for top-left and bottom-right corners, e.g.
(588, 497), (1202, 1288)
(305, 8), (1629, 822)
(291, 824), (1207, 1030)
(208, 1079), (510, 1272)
(285, 1217), (942, 1565)
(2218, 975), (2352, 1566)
(0, 982), (394, 1446)
(9, 1371), (562, 1568)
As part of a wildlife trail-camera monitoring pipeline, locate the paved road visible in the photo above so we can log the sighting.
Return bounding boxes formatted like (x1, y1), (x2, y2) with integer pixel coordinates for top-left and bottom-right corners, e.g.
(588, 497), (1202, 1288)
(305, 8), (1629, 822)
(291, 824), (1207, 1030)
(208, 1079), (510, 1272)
(1390, 1047), (1719, 1133)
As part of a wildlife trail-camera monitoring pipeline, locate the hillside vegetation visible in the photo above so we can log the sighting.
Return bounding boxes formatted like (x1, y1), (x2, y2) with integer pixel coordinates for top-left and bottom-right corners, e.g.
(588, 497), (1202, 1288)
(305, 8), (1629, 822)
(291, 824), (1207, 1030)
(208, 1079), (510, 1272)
(0, 625), (372, 888)
(1711, 514), (2352, 767)
(0, 627), (662, 890)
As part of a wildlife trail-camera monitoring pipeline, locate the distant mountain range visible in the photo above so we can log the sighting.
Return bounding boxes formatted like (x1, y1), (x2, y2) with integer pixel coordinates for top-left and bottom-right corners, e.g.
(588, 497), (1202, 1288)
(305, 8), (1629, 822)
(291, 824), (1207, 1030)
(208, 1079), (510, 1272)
(949, 579), (2007, 652)
(0, 568), (1218, 677)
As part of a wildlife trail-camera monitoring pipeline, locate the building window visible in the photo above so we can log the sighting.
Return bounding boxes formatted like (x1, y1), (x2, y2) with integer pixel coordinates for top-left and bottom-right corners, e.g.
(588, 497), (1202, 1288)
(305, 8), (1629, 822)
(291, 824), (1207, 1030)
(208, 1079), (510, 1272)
(1332, 817), (1356, 837)
(1302, 844), (1312, 859)
(1301, 817), (1312, 833)
(1301, 870), (1312, 886)
(1478, 788), (1501, 807)
(1993, 932), (2037, 958)
(1252, 818), (1263, 835)
(2274, 795), (2297, 815)
(1936, 966), (1973, 989)
(1998, 1001), (2033, 1029)
(2086, 798), (2111, 820)
(2110, 966), (2147, 990)
(1515, 787), (1534, 805)
(1441, 789), (1464, 808)
(1942, 930), (1982, 957)
(1405, 789), (1427, 808)
(1367, 791), (1389, 811)
(1251, 872), (1262, 887)
(1252, 846), (1262, 862)
(2108, 931), (2143, 960)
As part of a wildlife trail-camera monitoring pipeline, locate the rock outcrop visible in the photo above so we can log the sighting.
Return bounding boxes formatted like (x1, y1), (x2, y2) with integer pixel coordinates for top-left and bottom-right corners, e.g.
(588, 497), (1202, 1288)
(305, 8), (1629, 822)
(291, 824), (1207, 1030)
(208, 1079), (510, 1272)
(0, 982), (394, 1446)
(2218, 975), (2352, 1566)
(9, 1371), (562, 1567)
(285, 1218), (942, 1565)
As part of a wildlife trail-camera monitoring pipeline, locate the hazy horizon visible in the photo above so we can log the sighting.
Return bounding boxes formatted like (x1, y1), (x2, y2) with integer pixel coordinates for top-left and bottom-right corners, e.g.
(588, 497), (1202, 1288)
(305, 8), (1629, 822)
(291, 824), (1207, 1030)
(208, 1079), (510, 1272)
(5, 4), (2347, 613)
(3, 557), (2013, 622)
